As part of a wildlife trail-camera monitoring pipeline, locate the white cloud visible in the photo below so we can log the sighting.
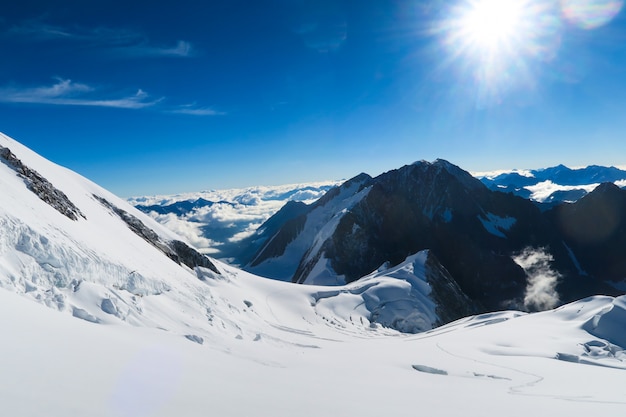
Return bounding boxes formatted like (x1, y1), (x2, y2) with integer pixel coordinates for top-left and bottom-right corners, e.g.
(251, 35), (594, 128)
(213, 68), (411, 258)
(0, 79), (162, 109)
(171, 104), (226, 116)
(471, 168), (534, 179)
(8, 21), (195, 58)
(148, 213), (220, 254)
(114, 40), (196, 58)
(30, 78), (94, 97)
(0, 79), (218, 113)
(189, 201), (284, 225)
(513, 247), (560, 311)
(525, 180), (599, 202)
(9, 21), (81, 40)
(128, 181), (343, 257)
(150, 40), (194, 57)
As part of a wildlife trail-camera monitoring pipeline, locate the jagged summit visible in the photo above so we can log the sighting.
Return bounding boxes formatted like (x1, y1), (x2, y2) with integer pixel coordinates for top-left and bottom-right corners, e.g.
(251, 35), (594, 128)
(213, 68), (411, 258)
(244, 156), (624, 312)
(406, 158), (486, 192)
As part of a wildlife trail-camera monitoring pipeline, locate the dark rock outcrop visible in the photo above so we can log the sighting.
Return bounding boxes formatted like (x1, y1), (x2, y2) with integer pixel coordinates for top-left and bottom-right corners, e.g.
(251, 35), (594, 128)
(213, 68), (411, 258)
(548, 183), (626, 289)
(425, 251), (482, 325)
(94, 195), (220, 274)
(0, 146), (85, 221)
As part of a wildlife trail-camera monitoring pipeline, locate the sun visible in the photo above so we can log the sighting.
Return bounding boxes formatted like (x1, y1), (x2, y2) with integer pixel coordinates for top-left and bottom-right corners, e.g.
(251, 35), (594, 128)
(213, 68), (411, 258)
(437, 0), (559, 103)
(449, 0), (532, 59)
(461, 0), (525, 52)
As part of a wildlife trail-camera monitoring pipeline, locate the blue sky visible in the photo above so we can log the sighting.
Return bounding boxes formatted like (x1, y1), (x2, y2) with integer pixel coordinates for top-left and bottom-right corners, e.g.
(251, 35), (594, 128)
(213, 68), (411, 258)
(1, 0), (626, 196)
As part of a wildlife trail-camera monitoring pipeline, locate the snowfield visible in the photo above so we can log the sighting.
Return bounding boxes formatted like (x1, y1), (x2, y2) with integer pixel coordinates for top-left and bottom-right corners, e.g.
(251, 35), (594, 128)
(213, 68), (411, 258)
(1, 132), (625, 416)
(2, 287), (625, 417)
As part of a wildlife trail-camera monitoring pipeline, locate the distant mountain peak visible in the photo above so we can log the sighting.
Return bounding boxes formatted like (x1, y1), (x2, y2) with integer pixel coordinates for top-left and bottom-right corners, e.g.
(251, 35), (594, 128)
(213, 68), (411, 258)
(481, 163), (626, 204)
(592, 181), (622, 194)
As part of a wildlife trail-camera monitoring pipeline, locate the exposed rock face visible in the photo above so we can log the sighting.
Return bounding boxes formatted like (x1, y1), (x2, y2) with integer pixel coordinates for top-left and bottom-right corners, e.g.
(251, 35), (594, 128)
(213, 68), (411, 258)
(244, 173), (372, 281)
(246, 160), (623, 313)
(297, 160), (554, 309)
(169, 240), (219, 272)
(93, 195), (220, 274)
(547, 183), (626, 289)
(424, 251), (482, 325)
(0, 146), (85, 221)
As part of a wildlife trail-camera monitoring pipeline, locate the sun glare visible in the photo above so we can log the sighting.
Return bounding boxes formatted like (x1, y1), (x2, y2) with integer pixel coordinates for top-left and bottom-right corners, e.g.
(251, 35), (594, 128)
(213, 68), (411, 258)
(438, 0), (562, 104)
(462, 0), (524, 51)
(439, 0), (623, 105)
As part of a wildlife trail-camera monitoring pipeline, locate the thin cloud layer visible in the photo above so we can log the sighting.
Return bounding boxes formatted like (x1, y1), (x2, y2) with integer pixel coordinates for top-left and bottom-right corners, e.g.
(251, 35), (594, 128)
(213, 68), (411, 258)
(1, 20), (218, 114)
(113, 40), (196, 58)
(0, 79), (161, 109)
(0, 78), (221, 115)
(8, 21), (196, 58)
(171, 104), (226, 116)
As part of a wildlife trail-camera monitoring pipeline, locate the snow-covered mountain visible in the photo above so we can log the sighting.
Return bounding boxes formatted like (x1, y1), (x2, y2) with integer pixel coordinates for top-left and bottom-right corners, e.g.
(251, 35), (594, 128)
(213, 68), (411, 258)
(1, 132), (469, 335)
(477, 164), (626, 204)
(245, 160), (626, 312)
(131, 163), (626, 271)
(1, 132), (626, 415)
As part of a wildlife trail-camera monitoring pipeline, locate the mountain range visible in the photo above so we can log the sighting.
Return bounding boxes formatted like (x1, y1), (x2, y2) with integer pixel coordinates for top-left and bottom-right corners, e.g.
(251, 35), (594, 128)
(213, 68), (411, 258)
(477, 164), (626, 203)
(1, 131), (625, 415)
(133, 163), (626, 267)
(243, 160), (626, 312)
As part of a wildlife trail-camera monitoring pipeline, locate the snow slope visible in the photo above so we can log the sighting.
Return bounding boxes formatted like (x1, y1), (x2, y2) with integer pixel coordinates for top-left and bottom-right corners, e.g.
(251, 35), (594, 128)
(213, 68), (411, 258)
(0, 132), (443, 339)
(1, 286), (625, 416)
(1, 132), (626, 416)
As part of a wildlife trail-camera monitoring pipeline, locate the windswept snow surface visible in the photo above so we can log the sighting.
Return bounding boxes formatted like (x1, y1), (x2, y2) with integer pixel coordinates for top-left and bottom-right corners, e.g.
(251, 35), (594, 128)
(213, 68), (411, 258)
(1, 132), (626, 416)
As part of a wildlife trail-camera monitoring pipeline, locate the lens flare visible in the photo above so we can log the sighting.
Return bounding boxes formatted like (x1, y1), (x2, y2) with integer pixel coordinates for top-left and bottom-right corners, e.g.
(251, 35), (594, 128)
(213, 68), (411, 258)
(437, 0), (562, 105)
(462, 0), (525, 51)
(561, 0), (624, 29)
